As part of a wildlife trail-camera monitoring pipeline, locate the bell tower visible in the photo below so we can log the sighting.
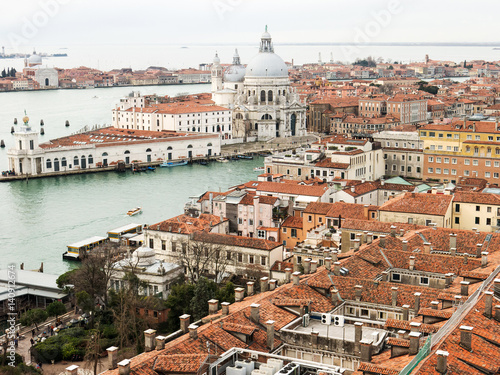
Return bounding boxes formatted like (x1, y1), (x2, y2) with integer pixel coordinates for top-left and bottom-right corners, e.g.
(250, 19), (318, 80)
(211, 52), (223, 95)
(8, 113), (40, 175)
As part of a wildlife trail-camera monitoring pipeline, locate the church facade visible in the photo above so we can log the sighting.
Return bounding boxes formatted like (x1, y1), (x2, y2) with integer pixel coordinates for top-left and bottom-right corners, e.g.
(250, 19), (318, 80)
(211, 28), (307, 142)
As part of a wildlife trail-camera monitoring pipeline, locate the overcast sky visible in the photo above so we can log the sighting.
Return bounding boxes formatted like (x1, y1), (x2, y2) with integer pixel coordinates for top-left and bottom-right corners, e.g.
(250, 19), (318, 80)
(1, 0), (499, 51)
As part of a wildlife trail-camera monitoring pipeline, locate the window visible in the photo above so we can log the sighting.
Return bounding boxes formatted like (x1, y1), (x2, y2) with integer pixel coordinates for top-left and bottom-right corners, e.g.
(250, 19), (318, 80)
(378, 311), (387, 320)
(436, 157), (441, 163)
(291, 228), (297, 238)
(476, 206), (480, 212)
(486, 160), (492, 167)
(238, 253), (243, 262)
(391, 273), (401, 282)
(420, 277), (429, 285)
(428, 156), (434, 162)
(455, 217), (460, 224)
(172, 242), (176, 252)
(495, 162), (500, 167)
(487, 218), (492, 225)
(436, 168), (441, 174)
(149, 239), (154, 248)
(475, 217), (480, 225)
(308, 215), (312, 222)
(466, 135), (472, 140)
(438, 133), (443, 138)
(249, 255), (254, 264)
(46, 159), (52, 168)
(360, 309), (369, 317)
(473, 160), (478, 166)
(249, 219), (254, 226)
(73, 156), (79, 166)
(429, 132), (435, 137)
(444, 169), (449, 175)
(346, 307), (356, 315)
(238, 218), (242, 225)
(485, 172), (491, 178)
(408, 218), (413, 224)
(475, 135), (480, 140)
(452, 158), (457, 164)
(488, 207), (492, 213)
(161, 240), (166, 250)
(464, 159), (470, 165)
(261, 256), (266, 266)
(226, 251), (231, 260)
(428, 168), (433, 173)
(444, 158), (450, 163)
(61, 157), (67, 167)
(452, 169), (457, 175)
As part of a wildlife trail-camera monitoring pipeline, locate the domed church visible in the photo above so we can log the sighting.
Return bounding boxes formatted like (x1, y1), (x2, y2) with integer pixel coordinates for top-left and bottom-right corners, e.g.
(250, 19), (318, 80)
(211, 27), (306, 141)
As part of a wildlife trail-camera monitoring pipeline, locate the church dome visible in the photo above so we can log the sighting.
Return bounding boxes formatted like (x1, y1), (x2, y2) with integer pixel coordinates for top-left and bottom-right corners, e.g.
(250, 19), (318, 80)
(28, 52), (42, 66)
(224, 49), (246, 82)
(133, 246), (156, 266)
(245, 27), (288, 78)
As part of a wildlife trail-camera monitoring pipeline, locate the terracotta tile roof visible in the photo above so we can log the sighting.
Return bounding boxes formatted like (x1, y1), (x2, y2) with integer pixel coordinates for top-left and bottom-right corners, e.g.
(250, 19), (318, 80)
(197, 191), (231, 203)
(341, 218), (424, 234)
(453, 191), (500, 205)
(148, 214), (226, 234)
(357, 362), (400, 375)
(304, 202), (333, 215)
(378, 192), (453, 216)
(254, 181), (329, 197)
(282, 216), (303, 229)
(192, 232), (282, 251)
(221, 322), (257, 336)
(314, 158), (350, 169)
(387, 337), (410, 348)
(417, 308), (454, 319)
(384, 319), (439, 334)
(327, 202), (378, 220)
(153, 354), (207, 374)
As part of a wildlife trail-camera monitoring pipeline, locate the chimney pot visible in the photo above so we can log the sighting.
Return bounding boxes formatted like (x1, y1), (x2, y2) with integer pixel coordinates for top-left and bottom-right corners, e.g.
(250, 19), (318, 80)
(409, 332), (422, 355)
(391, 287), (398, 307)
(484, 291), (493, 318)
(188, 324), (199, 340)
(292, 271), (301, 285)
(208, 299), (219, 315)
(247, 281), (255, 296)
(234, 287), (245, 302)
(144, 329), (156, 352)
(460, 281), (470, 296)
(250, 303), (260, 324)
(260, 277), (269, 292)
(155, 336), (166, 350)
(221, 302), (230, 316)
(269, 279), (277, 291)
(118, 359), (131, 375)
(179, 314), (191, 333)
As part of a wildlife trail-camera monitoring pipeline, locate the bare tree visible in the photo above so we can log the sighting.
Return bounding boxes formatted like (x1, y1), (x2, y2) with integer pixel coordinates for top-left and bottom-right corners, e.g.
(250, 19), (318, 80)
(84, 326), (103, 375)
(379, 83), (395, 96)
(178, 240), (231, 284)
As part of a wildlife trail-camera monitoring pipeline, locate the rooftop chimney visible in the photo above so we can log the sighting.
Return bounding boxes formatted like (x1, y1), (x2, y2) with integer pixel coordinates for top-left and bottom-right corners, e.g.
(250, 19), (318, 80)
(409, 332), (421, 355)
(180, 314), (191, 334)
(379, 235), (386, 248)
(431, 301), (439, 310)
(285, 268), (292, 283)
(155, 336), (166, 350)
(423, 242), (431, 254)
(476, 243), (483, 258)
(235, 287), (245, 302)
(450, 247), (457, 256)
(311, 330), (319, 349)
(459, 325), (473, 351)
(460, 281), (470, 296)
(414, 292), (421, 314)
(250, 303), (260, 324)
(363, 205), (369, 220)
(402, 305), (410, 321)
(353, 239), (361, 251)
(118, 359), (131, 375)
(436, 350), (449, 374)
(247, 281), (255, 296)
(269, 279), (277, 291)
(391, 287), (398, 307)
(360, 339), (373, 363)
(495, 305), (500, 322)
(333, 262), (341, 276)
(324, 257), (332, 270)
(332, 250), (338, 262)
(445, 273), (453, 288)
(367, 233), (373, 244)
(481, 252), (489, 268)
(188, 324), (198, 340)
(403, 240), (408, 252)
(484, 291), (493, 318)
(208, 299), (219, 315)
(303, 258), (311, 274)
(355, 285), (363, 301)
(354, 322), (363, 354)
(310, 260), (318, 273)
(144, 329), (156, 352)
(362, 230), (368, 243)
(382, 271), (389, 282)
(260, 277), (269, 292)
(449, 233), (457, 250)
(292, 271), (301, 285)
(266, 320), (275, 350)
(409, 255), (415, 270)
(390, 225), (397, 237)
(331, 288), (340, 305)
(107, 346), (119, 370)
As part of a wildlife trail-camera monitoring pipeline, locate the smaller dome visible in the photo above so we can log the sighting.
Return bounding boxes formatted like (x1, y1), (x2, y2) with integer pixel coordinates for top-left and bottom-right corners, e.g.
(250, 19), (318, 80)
(28, 52), (42, 65)
(133, 246), (156, 266)
(224, 65), (246, 82)
(213, 52), (220, 65)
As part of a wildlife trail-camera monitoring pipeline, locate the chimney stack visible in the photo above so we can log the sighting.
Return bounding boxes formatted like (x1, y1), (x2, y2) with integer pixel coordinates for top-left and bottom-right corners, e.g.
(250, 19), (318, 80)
(403, 240), (408, 252)
(367, 233), (373, 244)
(495, 305), (500, 322)
(118, 359), (131, 375)
(221, 302), (230, 316)
(189, 324), (198, 340)
(459, 326), (473, 351)
(324, 257), (332, 270)
(333, 262), (341, 276)
(310, 260), (318, 273)
(410, 322), (421, 332)
(445, 273), (453, 288)
(484, 291), (493, 318)
(390, 225), (397, 237)
(247, 281), (255, 296)
(402, 305), (410, 321)
(266, 320), (275, 350)
(234, 287), (245, 302)
(292, 271), (301, 285)
(362, 231), (368, 243)
(476, 243), (483, 258)
(414, 292), (421, 314)
(449, 233), (457, 251)
(285, 268), (292, 283)
(208, 299), (219, 315)
(355, 285), (363, 301)
(382, 271), (389, 282)
(450, 247), (457, 256)
(409, 255), (415, 270)
(180, 314), (191, 333)
(379, 235), (386, 248)
(409, 332), (421, 355)
(495, 279), (500, 299)
(363, 204), (369, 220)
(260, 277), (269, 292)
(107, 347), (119, 370)
(311, 330), (319, 349)
(332, 250), (338, 262)
(423, 242), (431, 254)
(360, 339), (373, 363)
(155, 336), (166, 350)
(331, 288), (340, 305)
(481, 252), (489, 268)
(431, 301), (439, 310)
(391, 287), (398, 307)
(436, 350), (449, 374)
(144, 329), (156, 352)
(303, 258), (311, 274)
(354, 322), (363, 354)
(250, 304), (260, 324)
(460, 281), (470, 296)
(269, 279), (277, 291)
(353, 239), (361, 251)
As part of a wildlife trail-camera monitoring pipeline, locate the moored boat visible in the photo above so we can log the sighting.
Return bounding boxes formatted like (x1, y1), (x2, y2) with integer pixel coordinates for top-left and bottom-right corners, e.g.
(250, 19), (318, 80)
(161, 160), (188, 167)
(127, 207), (142, 216)
(216, 157), (228, 163)
(254, 167), (265, 172)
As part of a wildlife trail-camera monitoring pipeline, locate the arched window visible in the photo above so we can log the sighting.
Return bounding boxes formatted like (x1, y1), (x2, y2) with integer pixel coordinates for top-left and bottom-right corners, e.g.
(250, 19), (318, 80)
(268, 90), (273, 102)
(291, 113), (297, 136)
(261, 114), (272, 120)
(73, 156), (79, 166)
(235, 113), (243, 120)
(207, 143), (213, 147)
(187, 144), (193, 149)
(146, 148), (152, 152)
(255, 123), (258, 130)
(61, 157), (67, 167)
(102, 152), (108, 156)
(217, 125), (221, 132)
(167, 146), (173, 150)
(260, 90), (266, 102)
(124, 150), (130, 154)
(88, 155), (93, 164)
(192, 127), (196, 132)
(46, 159), (52, 169)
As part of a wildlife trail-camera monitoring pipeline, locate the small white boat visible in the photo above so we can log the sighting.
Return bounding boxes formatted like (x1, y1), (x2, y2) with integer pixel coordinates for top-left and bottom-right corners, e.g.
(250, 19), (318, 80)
(254, 167), (265, 172)
(217, 157), (229, 163)
(127, 207), (142, 216)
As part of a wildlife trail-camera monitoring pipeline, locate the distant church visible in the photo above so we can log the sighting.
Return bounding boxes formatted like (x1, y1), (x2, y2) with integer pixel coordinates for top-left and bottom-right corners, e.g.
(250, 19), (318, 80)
(211, 28), (307, 141)
(23, 51), (59, 88)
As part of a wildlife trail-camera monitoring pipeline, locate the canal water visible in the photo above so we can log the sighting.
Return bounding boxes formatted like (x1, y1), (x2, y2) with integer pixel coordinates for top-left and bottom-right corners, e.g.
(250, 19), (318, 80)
(0, 157), (264, 274)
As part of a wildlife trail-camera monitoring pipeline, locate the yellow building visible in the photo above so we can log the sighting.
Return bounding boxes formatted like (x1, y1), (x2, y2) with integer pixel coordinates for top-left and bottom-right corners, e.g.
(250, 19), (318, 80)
(452, 191), (500, 231)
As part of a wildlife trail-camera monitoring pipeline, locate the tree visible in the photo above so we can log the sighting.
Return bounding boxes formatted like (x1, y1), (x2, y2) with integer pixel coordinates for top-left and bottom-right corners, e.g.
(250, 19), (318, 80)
(190, 277), (217, 321)
(46, 301), (66, 321)
(20, 309), (48, 331)
(84, 327), (102, 375)
(164, 282), (195, 332)
(10, 68), (16, 77)
(379, 83), (395, 95)
(1, 69), (5, 78)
